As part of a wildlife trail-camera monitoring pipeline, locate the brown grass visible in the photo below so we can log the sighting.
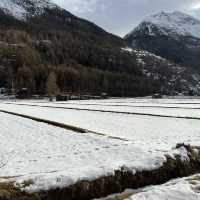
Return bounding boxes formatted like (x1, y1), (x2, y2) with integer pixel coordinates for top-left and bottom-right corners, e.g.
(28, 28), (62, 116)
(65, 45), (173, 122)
(0, 182), (42, 200)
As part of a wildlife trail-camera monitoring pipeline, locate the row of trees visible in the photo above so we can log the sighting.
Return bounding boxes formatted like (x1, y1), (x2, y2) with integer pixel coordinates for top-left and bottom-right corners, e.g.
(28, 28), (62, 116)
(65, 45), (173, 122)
(11, 64), (155, 97)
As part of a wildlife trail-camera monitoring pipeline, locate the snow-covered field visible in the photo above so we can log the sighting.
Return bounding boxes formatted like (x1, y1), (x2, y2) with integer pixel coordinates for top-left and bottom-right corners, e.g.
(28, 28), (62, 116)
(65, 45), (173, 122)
(0, 100), (200, 151)
(7, 97), (200, 118)
(1, 98), (200, 198)
(0, 112), (170, 192)
(16, 96), (200, 104)
(126, 174), (200, 200)
(7, 101), (200, 118)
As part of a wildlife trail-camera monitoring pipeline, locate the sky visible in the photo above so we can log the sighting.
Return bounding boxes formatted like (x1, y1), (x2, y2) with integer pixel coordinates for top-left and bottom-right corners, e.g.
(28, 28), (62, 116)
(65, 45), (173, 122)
(53, 0), (200, 37)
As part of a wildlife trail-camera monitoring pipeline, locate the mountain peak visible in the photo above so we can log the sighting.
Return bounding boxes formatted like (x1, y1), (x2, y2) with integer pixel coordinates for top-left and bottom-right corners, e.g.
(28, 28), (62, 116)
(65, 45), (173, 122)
(125, 10), (200, 80)
(145, 11), (200, 25)
(143, 11), (200, 38)
(125, 11), (200, 39)
(0, 0), (57, 20)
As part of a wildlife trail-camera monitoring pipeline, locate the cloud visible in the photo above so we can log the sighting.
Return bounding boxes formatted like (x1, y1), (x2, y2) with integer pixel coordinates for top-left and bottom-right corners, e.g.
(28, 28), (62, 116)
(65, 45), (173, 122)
(52, 0), (200, 37)
(53, 0), (98, 13)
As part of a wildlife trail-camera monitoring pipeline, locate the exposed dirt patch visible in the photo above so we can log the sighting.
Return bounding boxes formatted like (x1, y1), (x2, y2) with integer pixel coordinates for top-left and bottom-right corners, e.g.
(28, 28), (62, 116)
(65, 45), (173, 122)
(0, 182), (43, 200)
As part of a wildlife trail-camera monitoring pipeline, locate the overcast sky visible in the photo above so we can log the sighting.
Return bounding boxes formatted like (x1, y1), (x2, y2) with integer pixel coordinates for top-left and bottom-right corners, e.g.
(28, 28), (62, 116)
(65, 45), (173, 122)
(53, 0), (200, 37)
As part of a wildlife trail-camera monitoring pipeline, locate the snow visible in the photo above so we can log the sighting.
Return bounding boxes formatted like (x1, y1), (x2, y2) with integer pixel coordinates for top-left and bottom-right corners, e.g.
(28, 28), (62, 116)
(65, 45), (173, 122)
(55, 101), (200, 108)
(115, 47), (200, 92)
(0, 0), (27, 19)
(1, 98), (200, 193)
(0, 112), (168, 192)
(9, 101), (200, 119)
(0, 0), (57, 20)
(122, 47), (166, 67)
(144, 11), (200, 38)
(66, 97), (200, 104)
(122, 47), (168, 63)
(127, 174), (200, 200)
(127, 11), (200, 39)
(1, 99), (200, 151)
(121, 47), (134, 53)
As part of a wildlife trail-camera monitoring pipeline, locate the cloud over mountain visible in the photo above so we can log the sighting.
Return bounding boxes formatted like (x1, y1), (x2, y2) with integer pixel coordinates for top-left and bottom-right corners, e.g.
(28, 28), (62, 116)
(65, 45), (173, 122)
(53, 0), (200, 36)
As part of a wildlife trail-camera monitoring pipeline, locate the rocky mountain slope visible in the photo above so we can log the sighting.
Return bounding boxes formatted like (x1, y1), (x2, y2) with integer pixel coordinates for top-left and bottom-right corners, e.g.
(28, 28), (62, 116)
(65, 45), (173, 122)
(125, 11), (200, 72)
(122, 47), (200, 95)
(0, 0), (57, 19)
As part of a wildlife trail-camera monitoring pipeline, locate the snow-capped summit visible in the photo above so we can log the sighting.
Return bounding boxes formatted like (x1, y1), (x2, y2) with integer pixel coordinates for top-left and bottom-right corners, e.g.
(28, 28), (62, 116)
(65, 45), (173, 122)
(125, 11), (200, 39)
(125, 11), (200, 79)
(0, 0), (57, 20)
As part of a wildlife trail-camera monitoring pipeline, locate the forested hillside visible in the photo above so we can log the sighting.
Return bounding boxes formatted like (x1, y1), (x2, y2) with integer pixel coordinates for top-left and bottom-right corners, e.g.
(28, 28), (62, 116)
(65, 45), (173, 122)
(0, 2), (158, 97)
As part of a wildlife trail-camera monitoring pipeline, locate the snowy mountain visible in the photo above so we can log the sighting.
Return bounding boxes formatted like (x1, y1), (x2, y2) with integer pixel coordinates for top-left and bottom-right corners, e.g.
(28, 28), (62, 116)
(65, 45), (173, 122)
(125, 11), (200, 39)
(0, 0), (122, 41)
(125, 11), (200, 71)
(0, 0), (57, 19)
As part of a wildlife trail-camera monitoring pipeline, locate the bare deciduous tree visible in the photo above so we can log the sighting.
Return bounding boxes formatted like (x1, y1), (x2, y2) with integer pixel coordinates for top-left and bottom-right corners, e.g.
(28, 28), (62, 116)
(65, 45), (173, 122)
(46, 72), (59, 100)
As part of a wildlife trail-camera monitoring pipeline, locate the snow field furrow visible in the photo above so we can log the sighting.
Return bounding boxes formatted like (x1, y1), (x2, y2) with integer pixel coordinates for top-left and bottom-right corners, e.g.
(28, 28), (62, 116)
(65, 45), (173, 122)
(0, 103), (200, 151)
(3, 102), (200, 119)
